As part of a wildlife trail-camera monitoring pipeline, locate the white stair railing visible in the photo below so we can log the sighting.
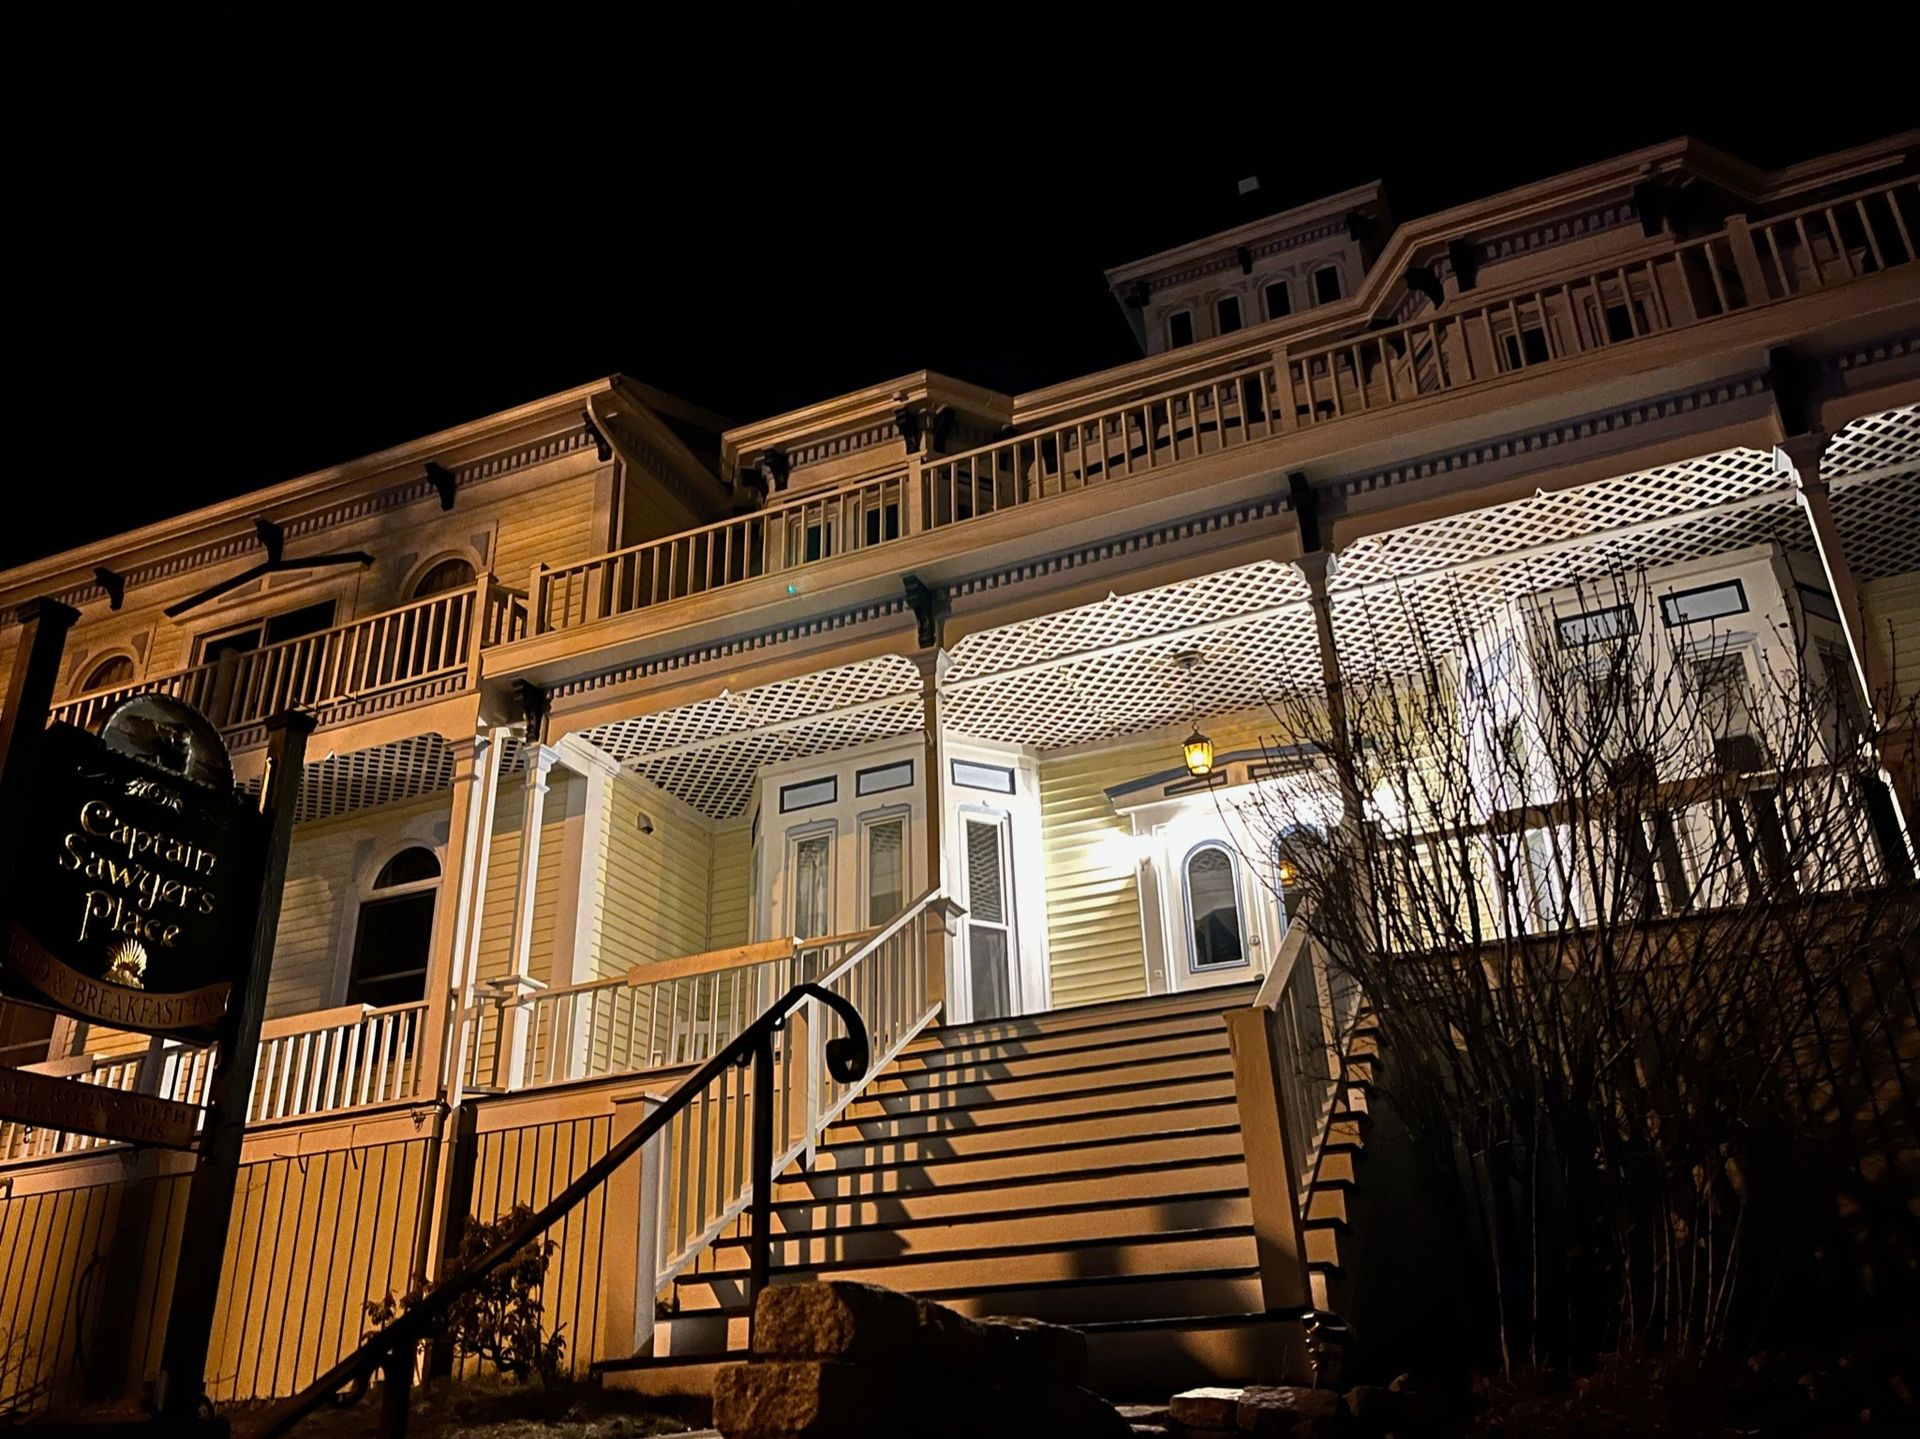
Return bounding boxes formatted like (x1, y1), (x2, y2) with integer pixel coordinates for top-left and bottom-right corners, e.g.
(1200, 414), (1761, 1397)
(643, 888), (950, 1295)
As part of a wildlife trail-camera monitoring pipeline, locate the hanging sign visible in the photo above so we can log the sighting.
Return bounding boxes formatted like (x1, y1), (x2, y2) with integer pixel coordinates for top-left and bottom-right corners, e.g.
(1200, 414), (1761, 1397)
(1, 697), (262, 1042)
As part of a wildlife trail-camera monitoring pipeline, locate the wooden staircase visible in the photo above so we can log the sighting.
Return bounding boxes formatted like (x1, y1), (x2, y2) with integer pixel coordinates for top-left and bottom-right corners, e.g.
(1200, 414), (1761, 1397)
(599, 982), (1379, 1399)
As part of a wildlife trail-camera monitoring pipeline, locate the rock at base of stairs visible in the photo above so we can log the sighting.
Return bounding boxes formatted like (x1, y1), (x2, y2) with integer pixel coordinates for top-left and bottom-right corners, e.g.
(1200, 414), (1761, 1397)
(1169, 1383), (1342, 1437)
(713, 1281), (1125, 1438)
(753, 1277), (1087, 1382)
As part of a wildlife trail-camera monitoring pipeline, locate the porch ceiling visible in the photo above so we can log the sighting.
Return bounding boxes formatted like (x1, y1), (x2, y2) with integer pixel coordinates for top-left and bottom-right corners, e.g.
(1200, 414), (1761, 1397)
(581, 655), (924, 819)
(562, 406), (1917, 824)
(246, 732), (457, 825)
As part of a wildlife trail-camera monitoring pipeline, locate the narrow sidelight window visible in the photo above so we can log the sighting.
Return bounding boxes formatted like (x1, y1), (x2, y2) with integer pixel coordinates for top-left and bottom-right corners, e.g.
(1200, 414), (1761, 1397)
(789, 831), (833, 940)
(963, 817), (1015, 1020)
(864, 815), (906, 927)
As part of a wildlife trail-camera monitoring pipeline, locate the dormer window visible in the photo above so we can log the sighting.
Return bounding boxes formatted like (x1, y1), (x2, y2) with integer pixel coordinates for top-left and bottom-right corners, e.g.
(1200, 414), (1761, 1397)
(1263, 281), (1291, 320)
(1167, 310), (1196, 348)
(1314, 266), (1342, 304)
(1214, 295), (1243, 336)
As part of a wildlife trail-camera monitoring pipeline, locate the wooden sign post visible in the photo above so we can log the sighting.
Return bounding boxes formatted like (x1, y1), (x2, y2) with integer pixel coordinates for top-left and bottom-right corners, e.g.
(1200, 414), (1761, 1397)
(0, 599), (311, 1427)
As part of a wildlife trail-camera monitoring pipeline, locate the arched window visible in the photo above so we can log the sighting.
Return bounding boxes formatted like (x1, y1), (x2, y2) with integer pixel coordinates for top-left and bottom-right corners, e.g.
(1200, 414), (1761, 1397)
(348, 846), (441, 1007)
(410, 557), (476, 599)
(79, 653), (136, 694)
(1184, 842), (1247, 971)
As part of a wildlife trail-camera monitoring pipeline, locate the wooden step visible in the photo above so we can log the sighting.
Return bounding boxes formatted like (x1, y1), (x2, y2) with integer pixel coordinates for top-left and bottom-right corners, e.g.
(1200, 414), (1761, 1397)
(661, 1268), (1268, 1339)
(769, 1155), (1250, 1228)
(904, 985), (1256, 1053)
(707, 1191), (1254, 1269)
(813, 1092), (1242, 1167)
(835, 1070), (1236, 1139)
(844, 1052), (1235, 1120)
(871, 1029), (1227, 1092)
(672, 1229), (1260, 1312)
(789, 1123), (1247, 1195)
(887, 1012), (1231, 1076)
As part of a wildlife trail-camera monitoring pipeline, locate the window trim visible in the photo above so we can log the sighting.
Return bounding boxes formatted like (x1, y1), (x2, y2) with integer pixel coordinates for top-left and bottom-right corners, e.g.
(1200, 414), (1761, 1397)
(75, 651), (138, 697)
(779, 774), (839, 813)
(1181, 839), (1251, 973)
(855, 759), (914, 797)
(345, 841), (444, 1009)
(951, 759), (1015, 795)
(1659, 578), (1749, 629)
(1555, 602), (1639, 649)
(403, 551), (482, 601)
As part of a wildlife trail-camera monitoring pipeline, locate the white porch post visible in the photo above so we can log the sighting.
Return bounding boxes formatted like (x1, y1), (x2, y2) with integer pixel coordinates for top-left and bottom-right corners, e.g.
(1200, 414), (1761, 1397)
(1778, 436), (1893, 717)
(914, 647), (949, 1015)
(437, 726), (505, 1104)
(555, 735), (622, 1080)
(1777, 434), (1918, 857)
(502, 744), (560, 1087)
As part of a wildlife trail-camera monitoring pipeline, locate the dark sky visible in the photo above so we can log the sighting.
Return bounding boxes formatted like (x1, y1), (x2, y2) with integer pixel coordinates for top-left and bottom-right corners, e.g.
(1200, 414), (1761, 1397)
(7, 15), (1915, 570)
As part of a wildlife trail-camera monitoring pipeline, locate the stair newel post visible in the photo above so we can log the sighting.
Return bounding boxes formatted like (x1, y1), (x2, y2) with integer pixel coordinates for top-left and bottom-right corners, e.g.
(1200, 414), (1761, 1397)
(1224, 1004), (1313, 1313)
(378, 1351), (413, 1439)
(748, 1026), (779, 1328)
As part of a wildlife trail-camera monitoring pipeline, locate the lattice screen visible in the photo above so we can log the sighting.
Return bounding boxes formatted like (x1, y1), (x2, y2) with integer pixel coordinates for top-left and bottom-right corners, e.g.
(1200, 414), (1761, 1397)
(243, 733), (456, 824)
(1825, 404), (1920, 478)
(583, 656), (924, 818)
(945, 562), (1319, 750)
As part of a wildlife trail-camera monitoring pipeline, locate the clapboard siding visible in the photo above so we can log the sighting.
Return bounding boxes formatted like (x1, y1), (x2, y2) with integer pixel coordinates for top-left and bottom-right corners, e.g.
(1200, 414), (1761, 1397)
(707, 823), (753, 949)
(474, 771), (579, 990)
(492, 469), (607, 592)
(1036, 712), (1279, 1009)
(595, 774), (712, 978)
(1864, 570), (1920, 705)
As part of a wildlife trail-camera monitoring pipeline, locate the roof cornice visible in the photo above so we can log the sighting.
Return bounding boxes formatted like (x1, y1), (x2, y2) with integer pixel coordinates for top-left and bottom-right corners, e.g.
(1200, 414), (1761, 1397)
(1, 376), (618, 613)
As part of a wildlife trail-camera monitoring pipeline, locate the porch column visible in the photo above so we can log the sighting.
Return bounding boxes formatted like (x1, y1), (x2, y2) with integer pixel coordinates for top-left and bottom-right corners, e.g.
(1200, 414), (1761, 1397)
(914, 647), (949, 1013)
(1777, 435), (1918, 853)
(1779, 436), (1892, 716)
(430, 726), (505, 1103)
(415, 734), (483, 1096)
(502, 743), (560, 1085)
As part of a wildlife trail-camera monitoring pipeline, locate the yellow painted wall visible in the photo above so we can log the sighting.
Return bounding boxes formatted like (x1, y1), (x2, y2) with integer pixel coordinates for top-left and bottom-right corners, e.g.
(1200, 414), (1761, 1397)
(474, 771), (581, 990)
(1036, 710), (1279, 1009)
(707, 823), (753, 949)
(595, 774), (713, 977)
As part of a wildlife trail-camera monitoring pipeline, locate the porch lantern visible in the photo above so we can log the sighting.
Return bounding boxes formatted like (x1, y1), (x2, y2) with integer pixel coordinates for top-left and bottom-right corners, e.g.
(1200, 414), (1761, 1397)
(1182, 727), (1215, 778)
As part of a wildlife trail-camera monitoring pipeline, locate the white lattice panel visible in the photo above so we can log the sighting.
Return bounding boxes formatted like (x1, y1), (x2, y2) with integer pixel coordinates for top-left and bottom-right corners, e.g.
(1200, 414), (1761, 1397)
(1834, 467), (1920, 581)
(944, 562), (1310, 684)
(1825, 404), (1920, 478)
(1330, 449), (1784, 593)
(946, 603), (1322, 750)
(583, 656), (923, 818)
(244, 734), (456, 824)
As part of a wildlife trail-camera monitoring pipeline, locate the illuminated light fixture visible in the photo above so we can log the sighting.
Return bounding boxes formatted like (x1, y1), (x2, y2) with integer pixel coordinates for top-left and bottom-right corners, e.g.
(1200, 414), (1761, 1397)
(1183, 727), (1215, 778)
(786, 583), (799, 596)
(1175, 652), (1213, 778)
(1276, 858), (1298, 887)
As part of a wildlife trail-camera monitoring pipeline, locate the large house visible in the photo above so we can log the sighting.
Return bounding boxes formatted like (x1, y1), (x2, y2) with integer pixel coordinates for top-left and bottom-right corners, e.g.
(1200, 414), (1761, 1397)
(2, 132), (1916, 1413)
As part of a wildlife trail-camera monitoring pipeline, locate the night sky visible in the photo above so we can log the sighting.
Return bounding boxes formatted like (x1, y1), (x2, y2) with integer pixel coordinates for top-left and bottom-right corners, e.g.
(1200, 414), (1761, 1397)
(8, 15), (1915, 571)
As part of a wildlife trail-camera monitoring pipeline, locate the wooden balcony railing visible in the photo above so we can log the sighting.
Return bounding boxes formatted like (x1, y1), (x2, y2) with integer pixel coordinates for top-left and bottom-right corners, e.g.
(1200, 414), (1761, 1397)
(523, 176), (1916, 640)
(0, 999), (431, 1164)
(51, 576), (524, 741)
(1283, 176), (1919, 426)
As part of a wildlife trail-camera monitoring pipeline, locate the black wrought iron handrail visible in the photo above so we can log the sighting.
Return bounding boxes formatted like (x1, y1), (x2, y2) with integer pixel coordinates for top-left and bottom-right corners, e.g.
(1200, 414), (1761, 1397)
(253, 981), (870, 1439)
